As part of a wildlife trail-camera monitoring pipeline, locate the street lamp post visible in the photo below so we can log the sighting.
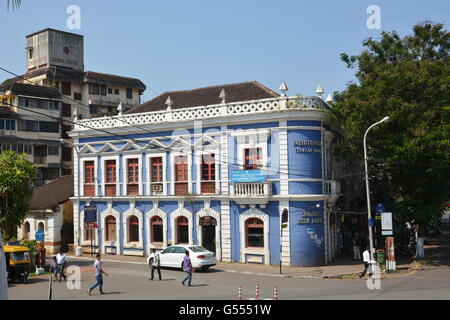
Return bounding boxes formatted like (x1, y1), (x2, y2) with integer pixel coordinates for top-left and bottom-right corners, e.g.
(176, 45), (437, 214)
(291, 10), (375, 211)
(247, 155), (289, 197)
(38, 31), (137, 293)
(363, 116), (389, 266)
(60, 138), (83, 257)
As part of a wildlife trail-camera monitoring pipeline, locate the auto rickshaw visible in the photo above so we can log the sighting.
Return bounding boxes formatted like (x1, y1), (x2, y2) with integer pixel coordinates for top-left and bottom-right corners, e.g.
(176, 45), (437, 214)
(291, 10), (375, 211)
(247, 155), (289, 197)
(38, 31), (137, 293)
(4, 245), (31, 284)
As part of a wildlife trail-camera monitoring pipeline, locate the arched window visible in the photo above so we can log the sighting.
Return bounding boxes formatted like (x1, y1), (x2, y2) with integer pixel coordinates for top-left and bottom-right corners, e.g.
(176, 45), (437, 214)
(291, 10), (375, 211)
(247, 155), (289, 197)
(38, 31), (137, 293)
(23, 221), (30, 240)
(105, 215), (116, 242)
(38, 222), (45, 231)
(150, 216), (163, 243)
(128, 215), (139, 242)
(245, 218), (264, 247)
(176, 216), (189, 244)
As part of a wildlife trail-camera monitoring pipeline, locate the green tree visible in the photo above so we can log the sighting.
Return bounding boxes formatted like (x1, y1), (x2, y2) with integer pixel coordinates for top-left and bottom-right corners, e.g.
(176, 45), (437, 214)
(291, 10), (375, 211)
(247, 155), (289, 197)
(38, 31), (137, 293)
(0, 151), (36, 240)
(331, 22), (450, 258)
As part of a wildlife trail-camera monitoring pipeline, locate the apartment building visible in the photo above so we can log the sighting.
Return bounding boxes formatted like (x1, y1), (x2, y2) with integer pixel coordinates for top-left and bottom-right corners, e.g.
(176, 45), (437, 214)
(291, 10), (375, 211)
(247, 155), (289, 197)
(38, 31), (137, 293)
(1, 28), (147, 172)
(0, 82), (65, 186)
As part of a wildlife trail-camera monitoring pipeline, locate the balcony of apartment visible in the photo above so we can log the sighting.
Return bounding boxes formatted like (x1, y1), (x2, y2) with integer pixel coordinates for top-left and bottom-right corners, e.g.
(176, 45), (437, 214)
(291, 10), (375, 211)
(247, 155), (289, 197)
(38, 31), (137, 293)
(88, 96), (136, 109)
(229, 170), (270, 205)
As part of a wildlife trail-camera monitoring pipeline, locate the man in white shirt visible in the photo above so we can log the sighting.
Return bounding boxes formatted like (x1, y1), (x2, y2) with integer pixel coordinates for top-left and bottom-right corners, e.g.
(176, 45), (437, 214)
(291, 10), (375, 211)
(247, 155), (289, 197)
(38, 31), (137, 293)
(359, 247), (373, 279)
(149, 248), (162, 281)
(56, 251), (67, 282)
(88, 254), (108, 295)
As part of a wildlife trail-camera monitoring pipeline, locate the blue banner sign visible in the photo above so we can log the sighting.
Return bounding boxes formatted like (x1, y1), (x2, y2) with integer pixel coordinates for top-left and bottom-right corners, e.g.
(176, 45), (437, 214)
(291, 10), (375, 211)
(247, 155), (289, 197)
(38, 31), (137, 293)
(230, 170), (266, 183)
(84, 205), (97, 223)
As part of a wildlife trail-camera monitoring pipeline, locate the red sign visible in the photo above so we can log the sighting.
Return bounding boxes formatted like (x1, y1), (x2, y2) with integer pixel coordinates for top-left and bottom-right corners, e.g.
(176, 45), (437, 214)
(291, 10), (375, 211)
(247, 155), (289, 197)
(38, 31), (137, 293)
(85, 222), (98, 229)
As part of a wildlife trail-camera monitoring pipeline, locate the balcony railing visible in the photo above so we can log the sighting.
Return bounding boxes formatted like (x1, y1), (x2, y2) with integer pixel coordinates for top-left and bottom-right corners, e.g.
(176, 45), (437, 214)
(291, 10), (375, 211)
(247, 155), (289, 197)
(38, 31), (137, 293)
(74, 96), (330, 131)
(230, 182), (270, 205)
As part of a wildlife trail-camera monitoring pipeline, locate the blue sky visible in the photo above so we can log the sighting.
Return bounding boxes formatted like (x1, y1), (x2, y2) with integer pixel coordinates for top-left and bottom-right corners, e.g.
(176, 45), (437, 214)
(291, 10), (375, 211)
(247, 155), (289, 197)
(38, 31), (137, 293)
(1, 0), (449, 102)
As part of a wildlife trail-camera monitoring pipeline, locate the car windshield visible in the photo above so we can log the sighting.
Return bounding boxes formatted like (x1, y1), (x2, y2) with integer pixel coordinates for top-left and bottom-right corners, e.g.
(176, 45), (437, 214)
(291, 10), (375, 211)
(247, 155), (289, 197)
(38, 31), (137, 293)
(12, 252), (29, 261)
(189, 246), (208, 252)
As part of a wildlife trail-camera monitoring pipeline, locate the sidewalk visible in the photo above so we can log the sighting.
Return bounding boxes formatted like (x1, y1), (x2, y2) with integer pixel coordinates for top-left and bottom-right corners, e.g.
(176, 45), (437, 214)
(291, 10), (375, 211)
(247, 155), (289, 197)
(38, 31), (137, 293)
(66, 251), (414, 280)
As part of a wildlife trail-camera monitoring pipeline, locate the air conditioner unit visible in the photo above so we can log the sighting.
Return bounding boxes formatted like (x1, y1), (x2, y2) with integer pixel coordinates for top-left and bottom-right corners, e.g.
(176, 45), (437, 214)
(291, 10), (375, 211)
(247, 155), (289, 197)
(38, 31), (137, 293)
(151, 184), (163, 192)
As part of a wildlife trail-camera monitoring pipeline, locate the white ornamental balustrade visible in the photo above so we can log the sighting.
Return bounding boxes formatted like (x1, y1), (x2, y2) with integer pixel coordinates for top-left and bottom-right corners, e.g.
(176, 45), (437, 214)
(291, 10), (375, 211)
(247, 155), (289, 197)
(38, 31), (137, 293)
(74, 96), (329, 131)
(232, 182), (270, 197)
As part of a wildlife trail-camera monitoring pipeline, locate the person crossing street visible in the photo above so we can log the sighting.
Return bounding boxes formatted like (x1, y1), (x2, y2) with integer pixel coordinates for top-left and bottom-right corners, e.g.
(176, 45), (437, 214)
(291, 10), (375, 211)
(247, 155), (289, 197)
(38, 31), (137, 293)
(149, 248), (162, 281)
(88, 254), (108, 295)
(181, 250), (193, 287)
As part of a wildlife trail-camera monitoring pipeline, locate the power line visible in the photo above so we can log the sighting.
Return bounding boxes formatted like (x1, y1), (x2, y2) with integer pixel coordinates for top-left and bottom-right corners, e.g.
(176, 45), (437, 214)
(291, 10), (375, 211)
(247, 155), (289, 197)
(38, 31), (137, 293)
(1, 67), (362, 180)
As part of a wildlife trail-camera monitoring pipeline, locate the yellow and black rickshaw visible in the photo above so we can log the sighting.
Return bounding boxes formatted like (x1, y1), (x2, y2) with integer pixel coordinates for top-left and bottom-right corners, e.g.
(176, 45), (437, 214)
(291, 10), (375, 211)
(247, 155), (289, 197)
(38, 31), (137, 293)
(4, 245), (31, 284)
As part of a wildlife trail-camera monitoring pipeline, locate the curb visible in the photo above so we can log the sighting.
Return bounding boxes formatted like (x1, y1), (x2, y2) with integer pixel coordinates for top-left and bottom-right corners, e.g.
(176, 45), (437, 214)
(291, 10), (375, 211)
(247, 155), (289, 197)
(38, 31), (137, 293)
(67, 256), (351, 279)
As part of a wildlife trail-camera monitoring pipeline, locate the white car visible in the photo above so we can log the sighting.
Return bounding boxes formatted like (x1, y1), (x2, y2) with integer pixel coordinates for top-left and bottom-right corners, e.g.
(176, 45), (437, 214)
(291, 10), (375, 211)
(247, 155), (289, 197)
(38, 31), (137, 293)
(147, 245), (216, 271)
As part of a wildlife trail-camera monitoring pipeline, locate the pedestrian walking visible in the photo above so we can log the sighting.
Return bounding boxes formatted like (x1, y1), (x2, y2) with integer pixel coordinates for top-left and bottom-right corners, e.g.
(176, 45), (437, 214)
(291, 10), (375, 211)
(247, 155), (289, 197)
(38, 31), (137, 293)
(56, 250), (67, 282)
(181, 250), (193, 287)
(359, 247), (373, 279)
(88, 254), (108, 295)
(352, 235), (361, 261)
(149, 248), (162, 281)
(50, 256), (59, 282)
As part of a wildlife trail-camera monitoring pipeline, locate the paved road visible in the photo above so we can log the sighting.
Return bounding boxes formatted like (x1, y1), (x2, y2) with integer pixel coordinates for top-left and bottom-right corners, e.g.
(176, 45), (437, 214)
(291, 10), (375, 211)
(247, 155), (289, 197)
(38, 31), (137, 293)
(7, 258), (450, 300)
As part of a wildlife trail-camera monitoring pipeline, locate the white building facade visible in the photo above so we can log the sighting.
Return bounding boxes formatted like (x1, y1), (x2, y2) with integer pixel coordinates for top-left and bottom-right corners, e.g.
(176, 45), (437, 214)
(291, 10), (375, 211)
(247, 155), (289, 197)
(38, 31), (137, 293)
(69, 82), (344, 266)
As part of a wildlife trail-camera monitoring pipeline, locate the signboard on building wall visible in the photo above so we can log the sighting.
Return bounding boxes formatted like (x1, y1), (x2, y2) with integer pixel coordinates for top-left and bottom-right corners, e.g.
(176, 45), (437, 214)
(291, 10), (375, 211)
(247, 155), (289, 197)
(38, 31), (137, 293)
(84, 205), (98, 229)
(230, 170), (266, 183)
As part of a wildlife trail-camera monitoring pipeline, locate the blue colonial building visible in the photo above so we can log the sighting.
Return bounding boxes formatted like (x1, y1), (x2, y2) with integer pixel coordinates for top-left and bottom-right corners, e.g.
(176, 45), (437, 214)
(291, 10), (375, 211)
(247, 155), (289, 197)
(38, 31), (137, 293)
(69, 81), (344, 267)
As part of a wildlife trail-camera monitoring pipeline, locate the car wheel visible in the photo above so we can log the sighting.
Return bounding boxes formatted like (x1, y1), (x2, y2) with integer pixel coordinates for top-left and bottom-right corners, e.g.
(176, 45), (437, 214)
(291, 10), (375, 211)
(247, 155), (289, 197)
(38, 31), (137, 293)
(201, 266), (210, 271)
(22, 277), (27, 284)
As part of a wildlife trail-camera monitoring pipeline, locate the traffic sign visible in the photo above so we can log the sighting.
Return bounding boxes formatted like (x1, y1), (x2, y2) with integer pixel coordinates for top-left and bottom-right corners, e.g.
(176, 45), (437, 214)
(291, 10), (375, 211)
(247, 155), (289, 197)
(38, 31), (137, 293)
(368, 218), (374, 227)
(375, 203), (385, 215)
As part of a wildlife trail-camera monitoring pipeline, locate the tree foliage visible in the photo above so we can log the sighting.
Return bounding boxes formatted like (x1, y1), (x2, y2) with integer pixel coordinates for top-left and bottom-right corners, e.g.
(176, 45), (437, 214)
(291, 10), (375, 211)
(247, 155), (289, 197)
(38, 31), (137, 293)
(331, 22), (450, 234)
(0, 151), (35, 240)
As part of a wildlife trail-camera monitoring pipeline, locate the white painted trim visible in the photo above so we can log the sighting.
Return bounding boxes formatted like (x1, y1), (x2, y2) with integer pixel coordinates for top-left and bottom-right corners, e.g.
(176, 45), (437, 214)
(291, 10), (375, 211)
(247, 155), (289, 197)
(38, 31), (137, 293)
(146, 205), (168, 254)
(170, 206), (193, 245)
(122, 203), (144, 249)
(145, 152), (167, 196)
(101, 155), (120, 196)
(236, 132), (268, 171)
(170, 151), (192, 195)
(100, 204), (121, 254)
(122, 154), (142, 196)
(80, 156), (98, 197)
(196, 206), (221, 260)
(195, 148), (220, 195)
(239, 208), (270, 265)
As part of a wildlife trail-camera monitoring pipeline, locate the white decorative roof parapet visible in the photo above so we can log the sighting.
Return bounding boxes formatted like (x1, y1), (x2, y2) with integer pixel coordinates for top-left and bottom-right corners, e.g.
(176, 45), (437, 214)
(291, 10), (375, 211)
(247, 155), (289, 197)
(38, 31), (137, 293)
(165, 96), (173, 111)
(73, 96), (330, 132)
(219, 89), (227, 104)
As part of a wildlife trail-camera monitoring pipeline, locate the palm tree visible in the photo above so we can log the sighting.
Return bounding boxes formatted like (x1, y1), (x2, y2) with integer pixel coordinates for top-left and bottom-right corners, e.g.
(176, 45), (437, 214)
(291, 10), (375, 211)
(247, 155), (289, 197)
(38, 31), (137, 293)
(7, 0), (22, 10)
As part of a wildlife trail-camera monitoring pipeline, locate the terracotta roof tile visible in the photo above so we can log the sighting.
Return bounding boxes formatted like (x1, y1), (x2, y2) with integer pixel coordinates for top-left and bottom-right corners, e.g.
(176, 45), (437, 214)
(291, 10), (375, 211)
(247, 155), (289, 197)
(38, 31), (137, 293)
(29, 175), (74, 210)
(126, 81), (279, 114)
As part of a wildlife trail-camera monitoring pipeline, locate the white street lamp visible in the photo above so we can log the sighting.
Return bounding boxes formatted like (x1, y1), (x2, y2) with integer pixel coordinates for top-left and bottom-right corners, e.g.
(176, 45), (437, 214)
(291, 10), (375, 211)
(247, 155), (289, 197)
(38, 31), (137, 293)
(60, 138), (83, 257)
(363, 116), (389, 266)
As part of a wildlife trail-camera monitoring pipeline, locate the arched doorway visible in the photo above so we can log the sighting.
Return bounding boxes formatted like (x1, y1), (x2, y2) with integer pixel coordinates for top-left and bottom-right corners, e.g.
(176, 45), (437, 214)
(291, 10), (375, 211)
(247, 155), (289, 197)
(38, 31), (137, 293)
(199, 216), (217, 253)
(23, 221), (30, 240)
(38, 222), (45, 231)
(176, 216), (189, 244)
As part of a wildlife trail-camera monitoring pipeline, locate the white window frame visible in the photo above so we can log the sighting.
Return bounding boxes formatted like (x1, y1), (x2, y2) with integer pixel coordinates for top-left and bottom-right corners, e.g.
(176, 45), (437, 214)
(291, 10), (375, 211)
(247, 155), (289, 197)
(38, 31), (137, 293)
(100, 206), (121, 254)
(123, 154), (142, 196)
(80, 157), (98, 197)
(233, 130), (269, 171)
(196, 148), (220, 195)
(101, 155), (120, 197)
(239, 208), (270, 265)
(170, 151), (192, 195)
(123, 206), (144, 249)
(145, 152), (167, 196)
